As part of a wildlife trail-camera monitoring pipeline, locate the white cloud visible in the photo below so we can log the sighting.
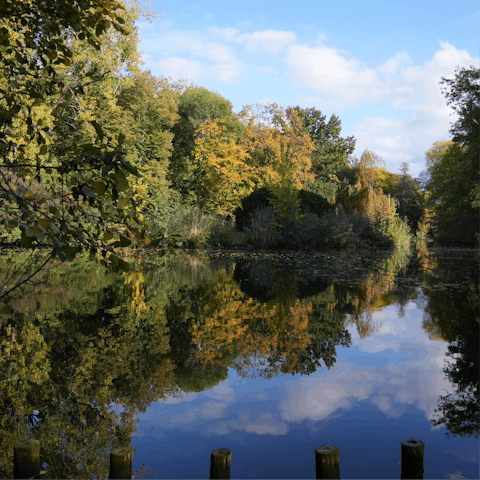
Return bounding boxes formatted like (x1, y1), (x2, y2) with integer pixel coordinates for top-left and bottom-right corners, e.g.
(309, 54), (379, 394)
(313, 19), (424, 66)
(211, 61), (243, 83)
(236, 30), (297, 53)
(204, 43), (236, 63)
(258, 65), (276, 75)
(207, 26), (240, 41)
(379, 51), (413, 76)
(285, 43), (383, 104)
(156, 57), (204, 82)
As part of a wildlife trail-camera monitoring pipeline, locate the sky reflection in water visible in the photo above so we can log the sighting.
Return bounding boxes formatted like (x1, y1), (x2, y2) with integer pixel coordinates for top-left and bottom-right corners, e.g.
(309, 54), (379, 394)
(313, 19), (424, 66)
(132, 254), (479, 480)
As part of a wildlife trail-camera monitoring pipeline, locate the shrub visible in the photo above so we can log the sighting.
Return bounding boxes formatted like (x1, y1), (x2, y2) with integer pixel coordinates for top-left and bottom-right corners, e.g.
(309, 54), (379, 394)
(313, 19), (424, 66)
(296, 207), (373, 249)
(235, 187), (273, 232)
(245, 206), (275, 248)
(208, 217), (248, 246)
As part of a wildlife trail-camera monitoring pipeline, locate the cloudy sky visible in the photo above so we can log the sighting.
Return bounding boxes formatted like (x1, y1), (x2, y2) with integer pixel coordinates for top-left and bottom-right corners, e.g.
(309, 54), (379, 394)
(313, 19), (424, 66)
(136, 0), (479, 178)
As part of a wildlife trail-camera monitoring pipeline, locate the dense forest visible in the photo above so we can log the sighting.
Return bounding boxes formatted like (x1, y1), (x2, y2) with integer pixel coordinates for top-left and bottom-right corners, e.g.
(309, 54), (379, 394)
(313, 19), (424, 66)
(1, 0), (479, 270)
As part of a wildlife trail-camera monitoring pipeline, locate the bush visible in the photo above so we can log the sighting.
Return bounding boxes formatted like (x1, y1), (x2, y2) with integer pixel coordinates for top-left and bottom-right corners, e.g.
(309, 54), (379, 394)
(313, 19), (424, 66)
(245, 206), (275, 248)
(296, 206), (372, 249)
(208, 217), (248, 246)
(235, 187), (273, 232)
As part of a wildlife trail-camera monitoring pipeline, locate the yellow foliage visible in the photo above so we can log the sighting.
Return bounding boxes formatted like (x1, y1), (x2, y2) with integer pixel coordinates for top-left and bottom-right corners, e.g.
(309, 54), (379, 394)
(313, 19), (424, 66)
(194, 119), (255, 216)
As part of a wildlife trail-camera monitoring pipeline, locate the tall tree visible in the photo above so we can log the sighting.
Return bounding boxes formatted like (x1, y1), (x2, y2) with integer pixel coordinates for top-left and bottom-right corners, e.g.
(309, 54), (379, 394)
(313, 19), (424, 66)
(393, 162), (424, 234)
(193, 118), (254, 217)
(238, 103), (315, 228)
(293, 106), (356, 202)
(434, 66), (480, 245)
(167, 86), (243, 205)
(0, 0), (163, 293)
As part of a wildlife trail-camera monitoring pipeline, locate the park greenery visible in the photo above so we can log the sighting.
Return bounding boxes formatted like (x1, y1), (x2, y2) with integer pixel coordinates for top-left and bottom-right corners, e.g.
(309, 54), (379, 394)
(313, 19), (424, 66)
(0, 3), (478, 475)
(1, 1), (478, 284)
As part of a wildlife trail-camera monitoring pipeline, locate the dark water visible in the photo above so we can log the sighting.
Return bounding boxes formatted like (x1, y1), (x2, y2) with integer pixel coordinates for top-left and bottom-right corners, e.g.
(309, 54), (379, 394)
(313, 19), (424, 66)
(0, 246), (478, 479)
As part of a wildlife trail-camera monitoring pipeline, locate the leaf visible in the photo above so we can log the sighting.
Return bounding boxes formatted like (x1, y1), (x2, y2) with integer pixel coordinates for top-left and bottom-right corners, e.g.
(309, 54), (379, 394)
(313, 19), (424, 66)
(25, 191), (35, 198)
(92, 181), (106, 195)
(118, 235), (131, 247)
(25, 226), (43, 237)
(102, 165), (113, 177)
(39, 144), (48, 155)
(120, 157), (139, 176)
(144, 235), (151, 245)
(104, 230), (114, 241)
(82, 185), (95, 198)
(37, 218), (49, 230)
(90, 120), (104, 141)
(113, 171), (128, 192)
(108, 254), (120, 266)
(2, 306), (12, 314)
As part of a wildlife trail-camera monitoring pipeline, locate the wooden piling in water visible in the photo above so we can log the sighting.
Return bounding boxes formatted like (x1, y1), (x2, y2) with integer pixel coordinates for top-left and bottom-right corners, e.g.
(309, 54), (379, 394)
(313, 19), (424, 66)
(400, 438), (424, 479)
(109, 446), (133, 479)
(13, 439), (41, 479)
(315, 445), (341, 479)
(210, 448), (231, 479)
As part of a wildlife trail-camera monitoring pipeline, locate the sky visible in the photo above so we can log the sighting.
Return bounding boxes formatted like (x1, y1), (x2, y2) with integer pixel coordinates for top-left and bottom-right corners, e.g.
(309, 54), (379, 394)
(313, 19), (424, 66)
(131, 301), (479, 478)
(135, 0), (480, 179)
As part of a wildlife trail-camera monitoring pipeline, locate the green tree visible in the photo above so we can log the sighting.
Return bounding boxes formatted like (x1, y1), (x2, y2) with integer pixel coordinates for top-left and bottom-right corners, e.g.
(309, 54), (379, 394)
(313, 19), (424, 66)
(167, 86), (244, 205)
(433, 66), (480, 245)
(0, 0), (166, 306)
(293, 106), (356, 202)
(393, 162), (424, 234)
(427, 142), (478, 245)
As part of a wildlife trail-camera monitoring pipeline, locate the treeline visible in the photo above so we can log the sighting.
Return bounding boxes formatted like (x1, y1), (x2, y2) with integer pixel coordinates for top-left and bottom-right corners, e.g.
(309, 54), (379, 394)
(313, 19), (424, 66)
(1, 0), (479, 266)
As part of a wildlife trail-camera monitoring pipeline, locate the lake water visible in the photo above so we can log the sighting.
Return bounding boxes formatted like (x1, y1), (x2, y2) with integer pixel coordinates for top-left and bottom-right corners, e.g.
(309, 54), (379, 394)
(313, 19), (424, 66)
(0, 246), (478, 479)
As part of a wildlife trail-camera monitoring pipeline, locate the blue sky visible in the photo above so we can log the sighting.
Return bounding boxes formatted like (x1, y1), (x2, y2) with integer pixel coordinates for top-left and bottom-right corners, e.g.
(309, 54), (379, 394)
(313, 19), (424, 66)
(135, 0), (479, 178)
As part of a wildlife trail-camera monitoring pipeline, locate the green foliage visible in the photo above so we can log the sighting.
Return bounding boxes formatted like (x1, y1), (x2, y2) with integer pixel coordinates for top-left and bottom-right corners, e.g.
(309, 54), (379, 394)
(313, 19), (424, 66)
(0, 0), (170, 300)
(246, 206), (275, 248)
(167, 86), (244, 204)
(293, 106), (356, 202)
(427, 142), (479, 246)
(392, 165), (424, 234)
(428, 66), (480, 246)
(235, 187), (274, 232)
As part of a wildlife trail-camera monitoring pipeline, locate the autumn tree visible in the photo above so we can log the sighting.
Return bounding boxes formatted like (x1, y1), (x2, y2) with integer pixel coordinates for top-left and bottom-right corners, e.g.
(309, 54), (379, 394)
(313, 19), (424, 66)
(239, 103), (315, 228)
(193, 119), (254, 217)
(167, 86), (244, 205)
(0, 0), (168, 307)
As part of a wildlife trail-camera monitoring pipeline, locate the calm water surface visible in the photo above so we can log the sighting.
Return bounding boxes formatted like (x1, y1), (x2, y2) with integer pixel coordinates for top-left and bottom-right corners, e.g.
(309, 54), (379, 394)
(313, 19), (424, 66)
(131, 248), (479, 479)
(0, 246), (478, 479)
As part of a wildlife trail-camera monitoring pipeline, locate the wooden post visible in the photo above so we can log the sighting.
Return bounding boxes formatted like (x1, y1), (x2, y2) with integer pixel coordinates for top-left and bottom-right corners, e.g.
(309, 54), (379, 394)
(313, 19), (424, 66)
(400, 438), (424, 479)
(210, 448), (231, 479)
(315, 445), (340, 479)
(109, 446), (133, 480)
(13, 439), (41, 479)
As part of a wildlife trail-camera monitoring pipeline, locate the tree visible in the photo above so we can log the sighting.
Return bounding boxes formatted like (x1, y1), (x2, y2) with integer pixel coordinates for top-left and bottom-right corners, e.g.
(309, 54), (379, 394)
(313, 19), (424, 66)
(238, 103), (315, 228)
(435, 66), (480, 245)
(427, 142), (478, 245)
(193, 119), (254, 217)
(393, 162), (424, 233)
(167, 86), (244, 205)
(0, 0), (165, 303)
(293, 106), (356, 202)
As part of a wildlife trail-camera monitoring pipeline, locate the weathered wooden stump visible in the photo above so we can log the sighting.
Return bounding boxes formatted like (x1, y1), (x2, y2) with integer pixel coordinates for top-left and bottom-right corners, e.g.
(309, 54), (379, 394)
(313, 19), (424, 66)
(315, 445), (341, 479)
(400, 438), (424, 479)
(13, 439), (41, 479)
(210, 448), (231, 479)
(109, 446), (133, 479)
